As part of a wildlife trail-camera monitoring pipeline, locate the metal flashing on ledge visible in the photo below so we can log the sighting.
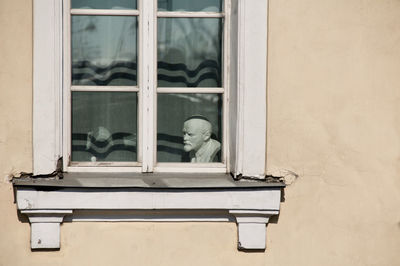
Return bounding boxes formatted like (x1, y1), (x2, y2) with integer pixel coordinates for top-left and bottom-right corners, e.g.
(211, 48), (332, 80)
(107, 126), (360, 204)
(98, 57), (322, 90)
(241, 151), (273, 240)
(14, 173), (283, 251)
(13, 172), (285, 189)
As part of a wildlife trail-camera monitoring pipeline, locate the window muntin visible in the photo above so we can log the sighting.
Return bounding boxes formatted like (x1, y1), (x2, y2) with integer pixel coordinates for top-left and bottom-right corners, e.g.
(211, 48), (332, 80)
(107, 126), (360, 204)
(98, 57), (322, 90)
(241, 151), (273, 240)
(66, 0), (228, 171)
(71, 0), (137, 10)
(157, 0), (222, 12)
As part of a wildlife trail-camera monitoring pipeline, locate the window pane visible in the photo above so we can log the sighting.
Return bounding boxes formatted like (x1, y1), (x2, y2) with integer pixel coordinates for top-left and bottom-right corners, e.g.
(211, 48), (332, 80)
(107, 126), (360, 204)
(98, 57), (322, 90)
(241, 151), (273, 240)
(71, 92), (137, 162)
(157, 18), (222, 87)
(157, 94), (222, 163)
(71, 16), (137, 86)
(71, 0), (137, 10)
(158, 0), (222, 12)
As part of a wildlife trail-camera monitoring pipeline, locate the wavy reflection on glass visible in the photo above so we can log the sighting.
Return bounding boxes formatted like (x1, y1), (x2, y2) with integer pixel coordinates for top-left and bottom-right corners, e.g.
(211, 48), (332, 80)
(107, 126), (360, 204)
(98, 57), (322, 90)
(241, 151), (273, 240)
(71, 92), (137, 162)
(158, 18), (222, 87)
(72, 61), (137, 86)
(71, 15), (138, 86)
(72, 132), (137, 160)
(72, 60), (220, 86)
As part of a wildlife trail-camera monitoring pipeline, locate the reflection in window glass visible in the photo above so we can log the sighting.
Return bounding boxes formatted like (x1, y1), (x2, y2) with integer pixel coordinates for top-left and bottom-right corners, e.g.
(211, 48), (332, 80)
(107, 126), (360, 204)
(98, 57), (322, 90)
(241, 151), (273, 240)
(71, 16), (137, 86)
(71, 0), (137, 10)
(71, 92), (137, 162)
(157, 94), (222, 163)
(158, 0), (222, 12)
(157, 18), (222, 87)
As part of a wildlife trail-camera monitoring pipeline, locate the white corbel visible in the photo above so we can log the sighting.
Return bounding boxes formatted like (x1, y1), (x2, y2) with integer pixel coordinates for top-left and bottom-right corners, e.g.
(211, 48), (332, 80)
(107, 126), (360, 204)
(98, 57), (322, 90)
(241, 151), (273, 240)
(21, 210), (72, 249)
(230, 210), (279, 250)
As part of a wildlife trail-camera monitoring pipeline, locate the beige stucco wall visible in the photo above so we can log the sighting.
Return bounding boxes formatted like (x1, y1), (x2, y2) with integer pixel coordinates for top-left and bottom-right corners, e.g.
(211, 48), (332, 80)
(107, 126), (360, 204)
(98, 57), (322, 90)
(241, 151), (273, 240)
(1, 0), (399, 265)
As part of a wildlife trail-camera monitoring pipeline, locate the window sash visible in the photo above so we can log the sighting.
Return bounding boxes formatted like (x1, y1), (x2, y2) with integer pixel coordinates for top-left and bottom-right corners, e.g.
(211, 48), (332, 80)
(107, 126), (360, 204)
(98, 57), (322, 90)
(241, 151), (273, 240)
(63, 0), (142, 169)
(63, 0), (230, 172)
(33, 0), (268, 178)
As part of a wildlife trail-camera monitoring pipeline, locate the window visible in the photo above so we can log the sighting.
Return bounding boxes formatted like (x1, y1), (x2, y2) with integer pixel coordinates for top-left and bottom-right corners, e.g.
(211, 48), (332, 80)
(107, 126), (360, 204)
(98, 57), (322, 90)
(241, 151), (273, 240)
(22, 0), (280, 251)
(64, 0), (229, 173)
(34, 0), (269, 178)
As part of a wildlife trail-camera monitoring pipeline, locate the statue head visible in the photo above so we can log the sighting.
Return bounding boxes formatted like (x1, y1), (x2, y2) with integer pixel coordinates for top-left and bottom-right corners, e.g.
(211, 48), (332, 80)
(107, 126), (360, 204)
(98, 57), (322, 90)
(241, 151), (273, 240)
(182, 116), (212, 153)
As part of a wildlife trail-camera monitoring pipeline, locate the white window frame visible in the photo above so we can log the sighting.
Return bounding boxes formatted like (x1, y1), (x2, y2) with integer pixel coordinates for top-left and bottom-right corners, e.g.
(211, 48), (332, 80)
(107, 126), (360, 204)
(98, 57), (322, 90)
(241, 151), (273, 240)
(63, 0), (230, 173)
(26, 0), (277, 252)
(34, 0), (268, 178)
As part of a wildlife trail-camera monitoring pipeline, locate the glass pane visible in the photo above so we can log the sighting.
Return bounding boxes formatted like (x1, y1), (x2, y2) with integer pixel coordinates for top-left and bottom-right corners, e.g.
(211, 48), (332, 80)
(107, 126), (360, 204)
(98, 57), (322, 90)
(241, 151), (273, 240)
(157, 94), (222, 163)
(71, 92), (137, 162)
(71, 16), (137, 86)
(71, 0), (137, 9)
(157, 18), (222, 87)
(158, 0), (222, 12)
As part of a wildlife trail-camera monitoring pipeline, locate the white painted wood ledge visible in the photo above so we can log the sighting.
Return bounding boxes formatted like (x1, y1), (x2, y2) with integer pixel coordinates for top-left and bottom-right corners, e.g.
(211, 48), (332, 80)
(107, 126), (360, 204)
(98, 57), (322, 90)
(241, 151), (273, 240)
(14, 174), (283, 251)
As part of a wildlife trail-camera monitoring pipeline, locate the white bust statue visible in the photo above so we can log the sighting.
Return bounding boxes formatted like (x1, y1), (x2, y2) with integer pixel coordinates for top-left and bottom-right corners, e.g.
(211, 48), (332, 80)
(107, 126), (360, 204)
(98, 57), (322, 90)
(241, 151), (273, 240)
(182, 116), (221, 163)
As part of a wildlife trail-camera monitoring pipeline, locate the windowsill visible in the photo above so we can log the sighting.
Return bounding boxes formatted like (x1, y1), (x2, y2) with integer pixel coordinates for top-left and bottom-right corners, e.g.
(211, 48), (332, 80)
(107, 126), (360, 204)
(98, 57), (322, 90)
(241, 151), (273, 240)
(13, 172), (285, 189)
(13, 173), (284, 251)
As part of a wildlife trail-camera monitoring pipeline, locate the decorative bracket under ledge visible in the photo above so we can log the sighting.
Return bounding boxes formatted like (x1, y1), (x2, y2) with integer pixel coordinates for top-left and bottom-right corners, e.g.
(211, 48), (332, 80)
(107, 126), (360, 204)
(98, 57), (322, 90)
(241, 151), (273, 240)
(229, 210), (279, 250)
(21, 210), (73, 249)
(13, 173), (284, 251)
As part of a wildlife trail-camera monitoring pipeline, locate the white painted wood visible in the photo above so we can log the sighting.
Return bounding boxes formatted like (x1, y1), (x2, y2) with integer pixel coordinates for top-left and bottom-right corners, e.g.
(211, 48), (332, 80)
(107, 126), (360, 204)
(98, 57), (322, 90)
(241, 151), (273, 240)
(16, 188), (281, 211)
(22, 210), (73, 222)
(67, 166), (143, 173)
(155, 162), (226, 168)
(141, 0), (155, 172)
(22, 210), (72, 249)
(152, 0), (158, 170)
(237, 223), (266, 249)
(154, 167), (227, 173)
(71, 86), (139, 92)
(157, 11), (224, 18)
(136, 0), (143, 164)
(17, 188), (280, 250)
(33, 0), (63, 175)
(154, 163), (226, 173)
(228, 0), (239, 176)
(223, 0), (231, 169)
(234, 0), (268, 178)
(229, 210), (278, 222)
(31, 223), (60, 249)
(230, 210), (278, 250)
(69, 161), (141, 167)
(62, 0), (71, 170)
(157, 87), (224, 93)
(71, 9), (139, 16)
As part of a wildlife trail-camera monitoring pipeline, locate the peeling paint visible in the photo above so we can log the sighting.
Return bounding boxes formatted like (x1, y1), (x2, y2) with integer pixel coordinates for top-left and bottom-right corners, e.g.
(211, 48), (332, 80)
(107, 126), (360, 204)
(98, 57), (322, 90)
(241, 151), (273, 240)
(24, 199), (33, 209)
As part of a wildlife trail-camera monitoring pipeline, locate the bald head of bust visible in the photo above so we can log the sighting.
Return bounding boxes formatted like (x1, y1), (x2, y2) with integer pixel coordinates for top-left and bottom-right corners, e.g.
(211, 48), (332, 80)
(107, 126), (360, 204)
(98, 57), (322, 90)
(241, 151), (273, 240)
(182, 117), (212, 153)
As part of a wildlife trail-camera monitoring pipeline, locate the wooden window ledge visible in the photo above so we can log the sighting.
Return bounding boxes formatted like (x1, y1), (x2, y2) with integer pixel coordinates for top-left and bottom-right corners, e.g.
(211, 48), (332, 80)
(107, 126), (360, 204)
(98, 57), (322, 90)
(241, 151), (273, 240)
(13, 173), (284, 251)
